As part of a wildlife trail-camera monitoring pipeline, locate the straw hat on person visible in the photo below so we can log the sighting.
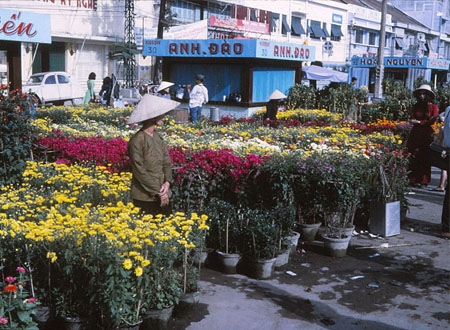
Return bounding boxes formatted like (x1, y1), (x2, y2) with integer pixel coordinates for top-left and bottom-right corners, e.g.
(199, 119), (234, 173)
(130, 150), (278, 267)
(413, 84), (435, 100)
(157, 81), (174, 92)
(269, 89), (287, 100)
(127, 94), (180, 124)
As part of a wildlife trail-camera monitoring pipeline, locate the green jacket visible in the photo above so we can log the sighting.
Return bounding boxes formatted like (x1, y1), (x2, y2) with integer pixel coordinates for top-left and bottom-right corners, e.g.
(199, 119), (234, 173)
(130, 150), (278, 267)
(128, 129), (173, 202)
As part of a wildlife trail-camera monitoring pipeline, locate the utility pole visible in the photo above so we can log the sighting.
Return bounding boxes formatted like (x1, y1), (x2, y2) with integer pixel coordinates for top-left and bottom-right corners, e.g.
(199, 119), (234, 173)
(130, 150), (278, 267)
(153, 0), (167, 85)
(124, 0), (136, 88)
(374, 0), (387, 100)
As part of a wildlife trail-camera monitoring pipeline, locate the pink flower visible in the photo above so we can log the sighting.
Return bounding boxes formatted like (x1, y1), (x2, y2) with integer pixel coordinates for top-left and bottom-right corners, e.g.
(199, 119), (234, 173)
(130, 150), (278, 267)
(0, 317), (8, 325)
(26, 297), (37, 303)
(5, 276), (15, 283)
(16, 266), (26, 274)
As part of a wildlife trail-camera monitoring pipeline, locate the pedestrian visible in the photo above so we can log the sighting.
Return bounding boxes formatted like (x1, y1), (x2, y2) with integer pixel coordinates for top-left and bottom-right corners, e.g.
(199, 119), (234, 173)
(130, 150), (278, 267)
(111, 73), (120, 100)
(157, 81), (174, 99)
(441, 105), (450, 238)
(187, 74), (208, 122)
(127, 94), (180, 216)
(406, 84), (439, 188)
(83, 72), (96, 104)
(351, 76), (357, 88)
(264, 89), (286, 121)
(140, 83), (150, 96)
(99, 76), (112, 106)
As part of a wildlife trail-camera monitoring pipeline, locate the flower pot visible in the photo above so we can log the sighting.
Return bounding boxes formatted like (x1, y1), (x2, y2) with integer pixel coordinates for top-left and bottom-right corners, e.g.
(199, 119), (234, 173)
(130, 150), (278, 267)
(175, 290), (201, 315)
(60, 315), (88, 330)
(369, 201), (400, 237)
(298, 223), (321, 242)
(343, 224), (355, 238)
(216, 251), (241, 274)
(33, 306), (51, 326)
(141, 305), (174, 330)
(193, 248), (213, 267)
(285, 231), (300, 253)
(274, 248), (291, 268)
(322, 234), (351, 258)
(246, 257), (277, 280)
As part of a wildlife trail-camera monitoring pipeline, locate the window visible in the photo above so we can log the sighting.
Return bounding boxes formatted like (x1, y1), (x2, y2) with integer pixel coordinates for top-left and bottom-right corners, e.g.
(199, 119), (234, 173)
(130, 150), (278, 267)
(271, 13), (280, 33)
(309, 20), (326, 39)
(394, 38), (404, 50)
(57, 75), (69, 84)
(171, 0), (200, 23)
(331, 24), (343, 41)
(281, 15), (291, 35)
(368, 32), (377, 45)
(355, 30), (363, 44)
(291, 16), (306, 36)
(45, 75), (56, 84)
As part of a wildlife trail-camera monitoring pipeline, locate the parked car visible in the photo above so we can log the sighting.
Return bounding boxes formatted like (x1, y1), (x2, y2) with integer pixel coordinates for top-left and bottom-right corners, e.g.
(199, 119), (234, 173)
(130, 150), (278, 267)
(23, 71), (84, 106)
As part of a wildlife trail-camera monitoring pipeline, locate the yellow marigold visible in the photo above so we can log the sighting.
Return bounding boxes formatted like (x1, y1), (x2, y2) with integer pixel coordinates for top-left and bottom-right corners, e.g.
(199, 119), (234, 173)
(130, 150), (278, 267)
(46, 252), (58, 263)
(141, 259), (151, 267)
(123, 258), (132, 270)
(134, 266), (143, 277)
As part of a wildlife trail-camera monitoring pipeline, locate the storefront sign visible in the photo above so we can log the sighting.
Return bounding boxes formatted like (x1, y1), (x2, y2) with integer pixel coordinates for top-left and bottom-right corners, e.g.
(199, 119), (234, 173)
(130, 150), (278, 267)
(210, 15), (269, 34)
(351, 56), (450, 70)
(143, 39), (315, 62)
(41, 0), (98, 10)
(0, 9), (51, 43)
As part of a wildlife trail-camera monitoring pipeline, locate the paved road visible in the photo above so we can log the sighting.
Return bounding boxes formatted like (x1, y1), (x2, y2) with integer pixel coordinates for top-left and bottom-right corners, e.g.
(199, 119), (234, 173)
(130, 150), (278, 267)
(169, 167), (450, 330)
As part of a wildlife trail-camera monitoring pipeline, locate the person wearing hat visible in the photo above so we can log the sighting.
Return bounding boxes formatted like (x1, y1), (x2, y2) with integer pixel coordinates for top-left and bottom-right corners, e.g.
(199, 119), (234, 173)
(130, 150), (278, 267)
(264, 89), (287, 121)
(157, 81), (174, 99)
(187, 74), (208, 122)
(406, 84), (439, 188)
(127, 94), (180, 216)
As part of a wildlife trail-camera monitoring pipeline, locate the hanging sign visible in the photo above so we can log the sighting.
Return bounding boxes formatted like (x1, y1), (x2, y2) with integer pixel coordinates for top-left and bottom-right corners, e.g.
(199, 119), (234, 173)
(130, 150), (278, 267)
(0, 9), (51, 44)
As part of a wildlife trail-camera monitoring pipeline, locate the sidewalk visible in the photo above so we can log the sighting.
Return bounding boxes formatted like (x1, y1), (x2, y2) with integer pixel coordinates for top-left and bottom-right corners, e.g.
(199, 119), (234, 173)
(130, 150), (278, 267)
(169, 168), (450, 330)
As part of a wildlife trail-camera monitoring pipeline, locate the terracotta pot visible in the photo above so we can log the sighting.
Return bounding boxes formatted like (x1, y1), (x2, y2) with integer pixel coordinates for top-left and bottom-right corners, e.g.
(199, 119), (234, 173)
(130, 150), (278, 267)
(322, 234), (351, 258)
(141, 305), (174, 330)
(216, 251), (241, 274)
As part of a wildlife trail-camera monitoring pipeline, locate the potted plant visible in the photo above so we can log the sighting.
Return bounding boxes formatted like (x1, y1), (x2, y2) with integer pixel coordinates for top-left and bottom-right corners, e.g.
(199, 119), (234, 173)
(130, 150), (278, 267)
(366, 144), (410, 237)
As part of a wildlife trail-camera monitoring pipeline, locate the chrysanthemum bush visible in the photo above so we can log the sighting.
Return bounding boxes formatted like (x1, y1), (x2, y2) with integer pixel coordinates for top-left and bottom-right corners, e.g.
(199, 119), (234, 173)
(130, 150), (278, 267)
(0, 162), (210, 328)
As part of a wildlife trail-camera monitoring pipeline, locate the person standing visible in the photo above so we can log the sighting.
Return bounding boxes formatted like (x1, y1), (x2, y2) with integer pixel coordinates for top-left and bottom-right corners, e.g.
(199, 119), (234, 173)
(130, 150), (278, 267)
(83, 72), (96, 104)
(187, 74), (208, 122)
(406, 84), (439, 188)
(264, 89), (286, 121)
(441, 105), (450, 238)
(99, 76), (112, 106)
(127, 94), (180, 216)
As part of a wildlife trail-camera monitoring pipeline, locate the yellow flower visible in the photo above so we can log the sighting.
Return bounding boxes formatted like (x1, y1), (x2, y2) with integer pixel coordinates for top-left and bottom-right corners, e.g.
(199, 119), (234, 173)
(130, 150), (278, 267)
(46, 252), (58, 263)
(123, 258), (132, 270)
(134, 266), (143, 277)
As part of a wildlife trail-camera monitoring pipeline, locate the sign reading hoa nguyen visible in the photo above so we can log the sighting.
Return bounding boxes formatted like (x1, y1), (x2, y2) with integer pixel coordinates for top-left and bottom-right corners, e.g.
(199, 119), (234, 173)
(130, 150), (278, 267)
(0, 9), (51, 44)
(143, 39), (315, 62)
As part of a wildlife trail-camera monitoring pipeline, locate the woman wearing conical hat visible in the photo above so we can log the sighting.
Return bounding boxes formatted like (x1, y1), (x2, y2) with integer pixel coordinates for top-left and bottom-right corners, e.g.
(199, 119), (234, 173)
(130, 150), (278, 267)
(264, 89), (287, 121)
(406, 84), (439, 188)
(127, 94), (180, 216)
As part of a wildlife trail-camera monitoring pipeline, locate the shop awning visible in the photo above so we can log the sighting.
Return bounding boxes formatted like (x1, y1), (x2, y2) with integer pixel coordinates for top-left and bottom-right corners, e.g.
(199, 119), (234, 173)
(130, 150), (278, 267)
(291, 17), (306, 35)
(302, 65), (348, 82)
(310, 20), (326, 38)
(323, 25), (330, 38)
(331, 24), (343, 37)
(395, 38), (404, 48)
(282, 15), (291, 33)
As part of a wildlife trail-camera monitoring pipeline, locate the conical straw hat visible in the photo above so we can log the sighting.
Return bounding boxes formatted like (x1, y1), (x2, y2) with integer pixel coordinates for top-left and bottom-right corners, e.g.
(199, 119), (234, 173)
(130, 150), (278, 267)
(413, 84), (435, 100)
(127, 94), (180, 124)
(157, 81), (175, 92)
(269, 89), (287, 100)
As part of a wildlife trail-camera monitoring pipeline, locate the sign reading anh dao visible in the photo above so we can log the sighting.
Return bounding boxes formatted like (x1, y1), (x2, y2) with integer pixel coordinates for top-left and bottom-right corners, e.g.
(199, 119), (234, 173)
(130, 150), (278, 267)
(143, 39), (315, 62)
(0, 9), (51, 44)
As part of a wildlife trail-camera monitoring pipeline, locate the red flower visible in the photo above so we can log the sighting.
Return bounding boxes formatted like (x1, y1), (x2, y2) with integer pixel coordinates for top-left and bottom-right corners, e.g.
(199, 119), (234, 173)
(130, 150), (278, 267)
(4, 284), (18, 293)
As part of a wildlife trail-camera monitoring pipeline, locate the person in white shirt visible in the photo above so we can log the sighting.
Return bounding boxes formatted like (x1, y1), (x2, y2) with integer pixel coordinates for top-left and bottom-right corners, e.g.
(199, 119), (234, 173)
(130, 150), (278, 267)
(187, 74), (208, 122)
